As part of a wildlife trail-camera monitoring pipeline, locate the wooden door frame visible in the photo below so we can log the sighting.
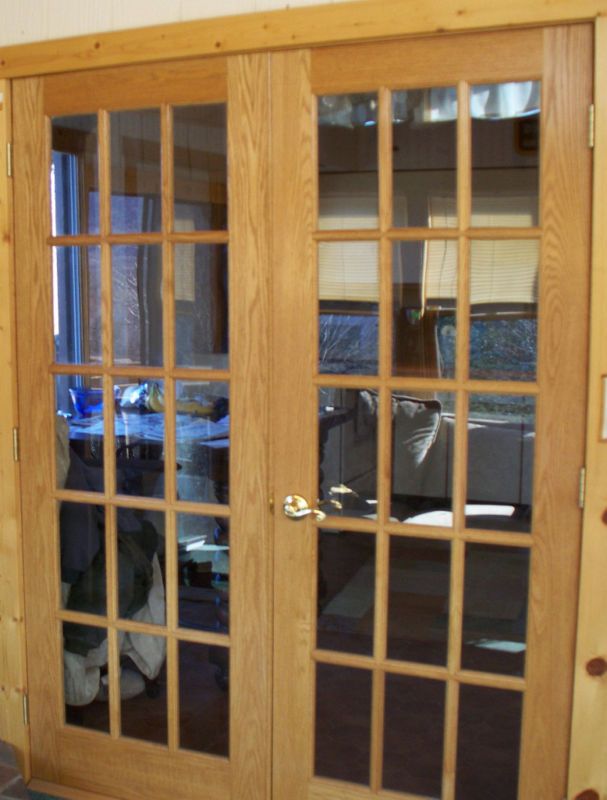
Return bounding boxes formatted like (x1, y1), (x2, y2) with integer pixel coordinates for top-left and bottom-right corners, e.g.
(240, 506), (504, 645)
(0, 2), (605, 798)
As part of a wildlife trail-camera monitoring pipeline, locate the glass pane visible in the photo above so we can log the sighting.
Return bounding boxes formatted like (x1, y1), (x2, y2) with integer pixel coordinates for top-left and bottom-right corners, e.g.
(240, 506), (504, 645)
(114, 379), (166, 499)
(179, 642), (229, 756)
(383, 674), (445, 796)
(456, 685), (523, 800)
(393, 240), (457, 378)
(319, 388), (377, 518)
(387, 537), (450, 666)
(319, 242), (379, 375)
(51, 114), (99, 235)
(116, 508), (165, 626)
(471, 81), (540, 227)
(63, 622), (110, 733)
(56, 375), (104, 493)
(173, 104), (227, 231)
(110, 109), (161, 233)
(176, 381), (230, 505)
(318, 93), (378, 231)
(175, 244), (228, 369)
(120, 634), (167, 745)
(112, 244), (163, 367)
(60, 502), (106, 616)
(53, 246), (102, 365)
(470, 240), (538, 381)
(466, 394), (535, 532)
(317, 530), (375, 656)
(178, 513), (229, 634)
(392, 87), (457, 228)
(391, 392), (454, 525)
(315, 663), (372, 786)
(462, 544), (529, 676)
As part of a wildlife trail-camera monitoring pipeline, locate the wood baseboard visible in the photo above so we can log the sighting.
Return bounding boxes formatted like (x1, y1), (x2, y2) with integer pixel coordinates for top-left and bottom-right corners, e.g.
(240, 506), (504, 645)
(28, 779), (118, 800)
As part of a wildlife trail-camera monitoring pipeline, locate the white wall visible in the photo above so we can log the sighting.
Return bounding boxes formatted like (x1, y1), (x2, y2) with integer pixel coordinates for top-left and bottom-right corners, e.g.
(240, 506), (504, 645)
(0, 0), (350, 47)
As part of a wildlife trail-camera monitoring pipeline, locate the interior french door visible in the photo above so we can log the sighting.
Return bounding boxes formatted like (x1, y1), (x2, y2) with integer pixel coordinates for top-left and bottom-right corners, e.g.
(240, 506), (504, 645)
(14, 55), (273, 800)
(13, 22), (591, 800)
(271, 25), (591, 800)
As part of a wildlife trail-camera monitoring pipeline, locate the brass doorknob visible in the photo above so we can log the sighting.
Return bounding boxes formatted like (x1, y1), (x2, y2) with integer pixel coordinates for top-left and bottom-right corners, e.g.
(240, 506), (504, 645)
(282, 494), (327, 522)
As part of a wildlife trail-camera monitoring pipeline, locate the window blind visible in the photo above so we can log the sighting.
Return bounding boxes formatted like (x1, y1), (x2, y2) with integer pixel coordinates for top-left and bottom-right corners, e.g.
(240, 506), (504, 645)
(425, 194), (538, 305)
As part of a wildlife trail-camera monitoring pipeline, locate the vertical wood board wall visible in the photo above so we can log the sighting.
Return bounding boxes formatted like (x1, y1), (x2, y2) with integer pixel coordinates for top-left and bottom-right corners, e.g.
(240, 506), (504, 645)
(0, 80), (28, 776)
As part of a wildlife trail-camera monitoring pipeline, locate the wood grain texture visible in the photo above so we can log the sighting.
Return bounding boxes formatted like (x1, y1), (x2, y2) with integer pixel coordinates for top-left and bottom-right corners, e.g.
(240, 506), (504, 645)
(227, 51), (273, 800)
(567, 16), (607, 800)
(312, 28), (543, 94)
(13, 75), (60, 782)
(43, 57), (227, 116)
(0, 0), (605, 80)
(270, 48), (317, 800)
(54, 730), (230, 800)
(0, 79), (29, 777)
(519, 24), (592, 800)
(28, 778), (117, 800)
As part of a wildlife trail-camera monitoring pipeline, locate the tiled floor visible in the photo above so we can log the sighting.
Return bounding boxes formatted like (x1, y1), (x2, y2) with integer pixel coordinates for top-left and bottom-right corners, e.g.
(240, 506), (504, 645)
(0, 742), (28, 800)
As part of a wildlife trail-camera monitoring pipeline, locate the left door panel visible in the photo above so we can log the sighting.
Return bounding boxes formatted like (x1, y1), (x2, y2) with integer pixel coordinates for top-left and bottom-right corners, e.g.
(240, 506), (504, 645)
(13, 54), (272, 800)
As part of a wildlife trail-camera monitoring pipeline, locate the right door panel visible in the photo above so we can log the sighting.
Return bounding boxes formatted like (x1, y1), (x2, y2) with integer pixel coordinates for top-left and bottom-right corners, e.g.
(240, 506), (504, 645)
(272, 25), (592, 800)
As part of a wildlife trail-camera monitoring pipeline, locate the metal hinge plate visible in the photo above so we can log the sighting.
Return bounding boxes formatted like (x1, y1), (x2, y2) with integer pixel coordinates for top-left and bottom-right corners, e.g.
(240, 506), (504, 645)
(578, 466), (586, 509)
(12, 427), (19, 462)
(22, 692), (29, 726)
(6, 141), (12, 177)
(589, 104), (595, 149)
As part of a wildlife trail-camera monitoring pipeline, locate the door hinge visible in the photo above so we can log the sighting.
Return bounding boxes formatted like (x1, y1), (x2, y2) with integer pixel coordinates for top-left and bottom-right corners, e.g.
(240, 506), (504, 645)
(12, 427), (19, 462)
(578, 466), (586, 509)
(588, 104), (595, 149)
(22, 692), (29, 726)
(6, 141), (12, 177)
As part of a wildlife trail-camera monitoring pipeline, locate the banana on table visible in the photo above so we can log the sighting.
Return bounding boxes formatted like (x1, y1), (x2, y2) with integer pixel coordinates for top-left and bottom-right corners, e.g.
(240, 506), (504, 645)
(146, 383), (215, 417)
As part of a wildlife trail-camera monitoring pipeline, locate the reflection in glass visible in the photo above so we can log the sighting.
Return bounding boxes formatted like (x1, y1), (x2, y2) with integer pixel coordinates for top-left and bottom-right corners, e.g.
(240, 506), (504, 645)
(121, 634), (167, 745)
(318, 388), (377, 518)
(470, 240), (538, 381)
(51, 114), (99, 235)
(178, 513), (229, 634)
(317, 530), (375, 656)
(176, 381), (230, 505)
(112, 245), (163, 367)
(116, 508), (165, 626)
(462, 544), (529, 676)
(466, 395), (535, 532)
(387, 537), (450, 665)
(391, 391), (454, 524)
(318, 93), (378, 231)
(383, 674), (445, 796)
(319, 242), (378, 375)
(110, 109), (161, 233)
(175, 244), (228, 369)
(53, 246), (102, 365)
(60, 502), (106, 616)
(392, 87), (457, 228)
(114, 378), (166, 499)
(63, 623), (110, 733)
(173, 104), (227, 231)
(393, 240), (457, 378)
(456, 685), (523, 800)
(56, 374), (104, 493)
(471, 81), (540, 228)
(315, 663), (372, 786)
(179, 642), (229, 756)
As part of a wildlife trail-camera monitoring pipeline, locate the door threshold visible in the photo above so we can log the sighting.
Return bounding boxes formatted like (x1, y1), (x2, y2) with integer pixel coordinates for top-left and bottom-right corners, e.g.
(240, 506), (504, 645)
(28, 779), (117, 800)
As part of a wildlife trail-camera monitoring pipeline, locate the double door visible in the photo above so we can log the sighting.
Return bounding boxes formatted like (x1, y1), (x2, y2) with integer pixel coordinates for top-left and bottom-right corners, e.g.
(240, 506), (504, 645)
(14, 24), (591, 800)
